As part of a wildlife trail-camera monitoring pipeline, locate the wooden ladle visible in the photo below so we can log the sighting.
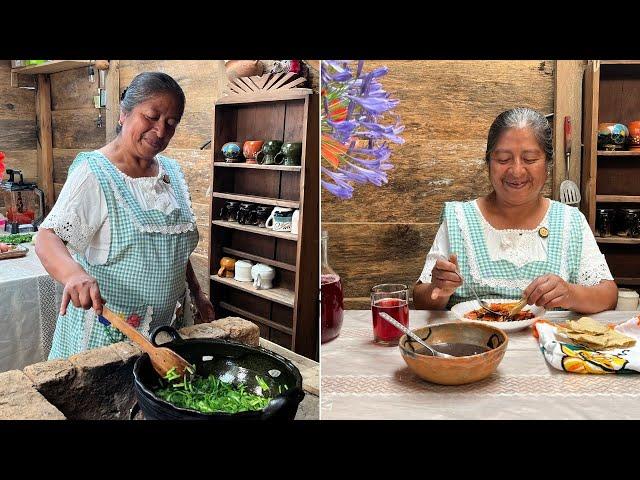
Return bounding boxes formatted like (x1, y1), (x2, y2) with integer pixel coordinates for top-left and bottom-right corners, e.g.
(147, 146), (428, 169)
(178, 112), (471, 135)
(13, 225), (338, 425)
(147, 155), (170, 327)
(100, 306), (193, 379)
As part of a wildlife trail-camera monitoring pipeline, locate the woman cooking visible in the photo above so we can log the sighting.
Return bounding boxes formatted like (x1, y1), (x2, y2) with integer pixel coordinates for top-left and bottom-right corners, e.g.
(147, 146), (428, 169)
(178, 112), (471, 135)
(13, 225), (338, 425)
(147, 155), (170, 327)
(413, 107), (618, 314)
(36, 71), (215, 359)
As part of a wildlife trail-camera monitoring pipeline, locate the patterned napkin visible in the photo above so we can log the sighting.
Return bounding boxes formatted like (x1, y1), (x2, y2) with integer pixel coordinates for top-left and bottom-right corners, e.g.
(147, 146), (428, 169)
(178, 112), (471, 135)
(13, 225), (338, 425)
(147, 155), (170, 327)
(534, 316), (640, 374)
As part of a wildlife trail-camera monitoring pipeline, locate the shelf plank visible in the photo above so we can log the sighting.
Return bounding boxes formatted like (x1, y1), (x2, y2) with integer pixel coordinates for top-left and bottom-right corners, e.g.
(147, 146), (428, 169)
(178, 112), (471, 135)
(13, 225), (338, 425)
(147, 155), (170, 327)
(596, 236), (640, 244)
(600, 60), (640, 65)
(216, 88), (313, 105)
(212, 220), (298, 241)
(615, 277), (640, 285)
(222, 247), (296, 272)
(12, 60), (93, 75)
(211, 275), (294, 307)
(219, 301), (293, 335)
(212, 192), (299, 208)
(597, 150), (640, 156)
(213, 162), (301, 172)
(596, 195), (640, 203)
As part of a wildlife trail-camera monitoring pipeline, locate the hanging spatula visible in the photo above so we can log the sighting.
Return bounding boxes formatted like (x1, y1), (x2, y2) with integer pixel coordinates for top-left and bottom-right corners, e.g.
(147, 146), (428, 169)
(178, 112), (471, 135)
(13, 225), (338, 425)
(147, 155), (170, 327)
(560, 116), (581, 205)
(100, 306), (193, 379)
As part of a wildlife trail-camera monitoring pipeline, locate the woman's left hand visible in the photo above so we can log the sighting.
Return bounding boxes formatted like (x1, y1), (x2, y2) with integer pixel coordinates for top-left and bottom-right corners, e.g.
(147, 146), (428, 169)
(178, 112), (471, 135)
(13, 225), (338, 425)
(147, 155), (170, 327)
(524, 274), (575, 310)
(192, 289), (215, 324)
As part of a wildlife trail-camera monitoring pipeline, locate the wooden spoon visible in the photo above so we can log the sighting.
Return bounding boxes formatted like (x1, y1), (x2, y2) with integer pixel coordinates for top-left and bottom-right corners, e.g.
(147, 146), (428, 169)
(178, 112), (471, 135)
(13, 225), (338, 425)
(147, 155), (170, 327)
(100, 306), (193, 379)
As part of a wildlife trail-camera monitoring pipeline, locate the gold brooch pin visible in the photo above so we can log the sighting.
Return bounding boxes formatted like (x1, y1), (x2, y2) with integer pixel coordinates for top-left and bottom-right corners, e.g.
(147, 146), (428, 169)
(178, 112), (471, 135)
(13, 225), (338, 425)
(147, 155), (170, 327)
(162, 174), (170, 184)
(538, 227), (549, 238)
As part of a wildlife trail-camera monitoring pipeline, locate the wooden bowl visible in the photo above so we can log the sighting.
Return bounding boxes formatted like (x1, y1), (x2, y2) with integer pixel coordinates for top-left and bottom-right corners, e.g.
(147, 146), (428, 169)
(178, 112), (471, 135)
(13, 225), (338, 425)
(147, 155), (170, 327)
(399, 322), (508, 385)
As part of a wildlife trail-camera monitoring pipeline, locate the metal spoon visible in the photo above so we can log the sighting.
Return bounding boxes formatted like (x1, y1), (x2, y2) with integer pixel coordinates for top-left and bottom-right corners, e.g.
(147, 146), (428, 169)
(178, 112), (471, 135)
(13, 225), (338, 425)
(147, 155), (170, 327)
(378, 312), (454, 358)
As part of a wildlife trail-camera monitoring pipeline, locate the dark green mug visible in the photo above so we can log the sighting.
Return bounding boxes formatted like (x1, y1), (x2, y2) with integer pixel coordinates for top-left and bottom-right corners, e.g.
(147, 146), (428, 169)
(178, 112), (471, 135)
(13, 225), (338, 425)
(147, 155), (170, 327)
(275, 142), (302, 166)
(256, 140), (283, 165)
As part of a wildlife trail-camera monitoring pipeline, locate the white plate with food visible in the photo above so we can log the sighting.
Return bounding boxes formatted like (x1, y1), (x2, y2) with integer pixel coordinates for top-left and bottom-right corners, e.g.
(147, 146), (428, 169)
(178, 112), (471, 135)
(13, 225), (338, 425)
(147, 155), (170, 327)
(451, 298), (545, 332)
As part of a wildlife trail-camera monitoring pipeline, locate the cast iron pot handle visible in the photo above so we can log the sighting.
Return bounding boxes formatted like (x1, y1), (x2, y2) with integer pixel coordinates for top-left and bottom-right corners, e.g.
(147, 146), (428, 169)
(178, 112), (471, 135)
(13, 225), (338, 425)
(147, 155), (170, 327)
(261, 387), (305, 420)
(150, 325), (184, 347)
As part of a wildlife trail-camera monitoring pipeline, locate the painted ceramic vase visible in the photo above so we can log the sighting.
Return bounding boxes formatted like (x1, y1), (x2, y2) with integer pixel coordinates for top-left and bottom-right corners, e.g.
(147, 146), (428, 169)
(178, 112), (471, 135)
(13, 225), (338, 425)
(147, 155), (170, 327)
(221, 142), (242, 162)
(597, 123), (629, 151)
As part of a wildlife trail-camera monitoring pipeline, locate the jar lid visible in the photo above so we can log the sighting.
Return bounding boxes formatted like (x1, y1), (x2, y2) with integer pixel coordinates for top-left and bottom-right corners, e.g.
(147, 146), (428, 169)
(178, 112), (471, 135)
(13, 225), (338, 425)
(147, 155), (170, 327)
(618, 288), (639, 298)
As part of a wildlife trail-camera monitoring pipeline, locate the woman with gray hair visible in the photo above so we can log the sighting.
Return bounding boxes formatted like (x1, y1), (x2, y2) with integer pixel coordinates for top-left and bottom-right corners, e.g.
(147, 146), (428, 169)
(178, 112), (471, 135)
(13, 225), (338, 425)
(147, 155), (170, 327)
(413, 107), (617, 313)
(36, 72), (215, 359)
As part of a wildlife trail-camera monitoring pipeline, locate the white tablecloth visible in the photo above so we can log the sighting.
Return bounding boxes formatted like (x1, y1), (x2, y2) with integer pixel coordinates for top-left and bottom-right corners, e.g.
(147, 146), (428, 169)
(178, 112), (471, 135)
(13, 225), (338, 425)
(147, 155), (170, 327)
(0, 247), (62, 373)
(321, 309), (640, 420)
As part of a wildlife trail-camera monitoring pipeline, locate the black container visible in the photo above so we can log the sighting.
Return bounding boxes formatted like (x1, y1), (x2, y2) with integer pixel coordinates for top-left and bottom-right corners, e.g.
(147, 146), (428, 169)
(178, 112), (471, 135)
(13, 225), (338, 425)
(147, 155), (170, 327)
(133, 326), (304, 420)
(620, 208), (640, 238)
(219, 200), (239, 222)
(596, 208), (615, 237)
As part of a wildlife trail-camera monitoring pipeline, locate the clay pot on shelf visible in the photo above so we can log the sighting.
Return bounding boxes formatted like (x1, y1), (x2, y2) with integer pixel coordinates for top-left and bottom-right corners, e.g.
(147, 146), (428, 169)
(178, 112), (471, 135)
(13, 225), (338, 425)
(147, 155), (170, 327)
(627, 120), (640, 150)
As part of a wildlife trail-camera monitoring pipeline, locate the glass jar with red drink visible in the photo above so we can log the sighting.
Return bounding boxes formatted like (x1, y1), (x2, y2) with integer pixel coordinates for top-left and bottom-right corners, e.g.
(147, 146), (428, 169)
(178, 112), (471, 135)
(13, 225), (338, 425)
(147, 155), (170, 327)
(321, 230), (344, 343)
(371, 284), (409, 345)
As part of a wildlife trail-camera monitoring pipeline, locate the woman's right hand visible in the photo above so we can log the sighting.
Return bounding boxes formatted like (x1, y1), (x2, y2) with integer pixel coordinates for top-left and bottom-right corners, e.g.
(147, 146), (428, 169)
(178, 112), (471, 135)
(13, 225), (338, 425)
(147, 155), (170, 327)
(60, 272), (105, 316)
(430, 254), (463, 300)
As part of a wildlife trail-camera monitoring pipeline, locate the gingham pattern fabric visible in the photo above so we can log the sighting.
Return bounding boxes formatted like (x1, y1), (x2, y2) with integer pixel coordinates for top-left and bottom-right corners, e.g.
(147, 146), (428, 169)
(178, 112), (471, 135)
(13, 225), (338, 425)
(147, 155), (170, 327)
(445, 200), (582, 308)
(48, 151), (199, 359)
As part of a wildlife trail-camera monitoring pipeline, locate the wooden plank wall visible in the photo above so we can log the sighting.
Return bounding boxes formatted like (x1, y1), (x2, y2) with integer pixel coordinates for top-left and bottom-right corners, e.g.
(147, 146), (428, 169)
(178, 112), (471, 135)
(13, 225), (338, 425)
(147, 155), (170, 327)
(322, 60), (556, 308)
(0, 60), (37, 212)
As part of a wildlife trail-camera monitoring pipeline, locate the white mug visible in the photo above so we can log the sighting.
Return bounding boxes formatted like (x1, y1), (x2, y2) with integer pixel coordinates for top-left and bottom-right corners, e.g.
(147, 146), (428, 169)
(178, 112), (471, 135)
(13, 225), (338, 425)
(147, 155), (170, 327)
(291, 209), (300, 235)
(265, 207), (294, 231)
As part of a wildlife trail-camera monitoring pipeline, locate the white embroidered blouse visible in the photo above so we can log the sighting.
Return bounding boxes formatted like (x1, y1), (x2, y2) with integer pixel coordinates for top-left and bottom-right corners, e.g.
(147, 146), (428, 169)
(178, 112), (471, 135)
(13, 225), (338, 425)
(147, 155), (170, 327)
(40, 156), (191, 265)
(418, 200), (614, 287)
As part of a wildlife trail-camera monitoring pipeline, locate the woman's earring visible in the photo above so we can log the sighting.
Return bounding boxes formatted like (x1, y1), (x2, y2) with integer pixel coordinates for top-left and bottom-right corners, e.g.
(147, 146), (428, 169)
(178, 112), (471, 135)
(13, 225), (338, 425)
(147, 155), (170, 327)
(118, 120), (123, 127)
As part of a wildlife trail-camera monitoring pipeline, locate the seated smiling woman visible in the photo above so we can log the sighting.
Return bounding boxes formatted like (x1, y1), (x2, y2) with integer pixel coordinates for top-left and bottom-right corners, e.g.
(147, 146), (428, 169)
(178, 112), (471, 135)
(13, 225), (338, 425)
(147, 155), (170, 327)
(413, 107), (618, 314)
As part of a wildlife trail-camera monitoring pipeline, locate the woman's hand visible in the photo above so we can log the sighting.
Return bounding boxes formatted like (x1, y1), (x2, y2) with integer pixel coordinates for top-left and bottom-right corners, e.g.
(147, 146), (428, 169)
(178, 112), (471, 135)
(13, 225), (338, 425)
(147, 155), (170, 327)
(524, 274), (575, 310)
(60, 272), (105, 316)
(192, 289), (215, 324)
(430, 254), (463, 300)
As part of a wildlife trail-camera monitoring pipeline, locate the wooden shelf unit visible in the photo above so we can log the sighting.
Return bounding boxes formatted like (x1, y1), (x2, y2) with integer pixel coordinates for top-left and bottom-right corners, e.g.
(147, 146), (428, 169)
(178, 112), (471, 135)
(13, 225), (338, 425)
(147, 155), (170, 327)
(208, 88), (319, 359)
(582, 60), (640, 294)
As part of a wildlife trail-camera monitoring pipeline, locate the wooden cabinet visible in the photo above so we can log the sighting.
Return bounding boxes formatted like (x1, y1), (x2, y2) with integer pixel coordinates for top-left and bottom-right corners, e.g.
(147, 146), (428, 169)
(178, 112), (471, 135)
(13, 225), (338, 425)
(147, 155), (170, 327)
(582, 60), (640, 290)
(208, 87), (319, 359)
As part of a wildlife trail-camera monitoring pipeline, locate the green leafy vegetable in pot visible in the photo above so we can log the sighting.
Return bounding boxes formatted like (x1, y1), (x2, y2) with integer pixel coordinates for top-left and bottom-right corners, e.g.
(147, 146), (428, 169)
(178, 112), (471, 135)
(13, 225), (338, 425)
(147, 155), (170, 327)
(154, 367), (279, 414)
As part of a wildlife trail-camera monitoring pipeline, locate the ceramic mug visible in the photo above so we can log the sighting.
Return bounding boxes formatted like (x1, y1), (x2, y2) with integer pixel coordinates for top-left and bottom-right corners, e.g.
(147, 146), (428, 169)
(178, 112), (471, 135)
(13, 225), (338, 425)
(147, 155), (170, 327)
(242, 140), (264, 164)
(255, 205), (272, 227)
(218, 256), (236, 278)
(265, 207), (294, 231)
(221, 142), (242, 163)
(251, 263), (276, 290)
(234, 259), (254, 282)
(291, 209), (300, 235)
(274, 142), (302, 166)
(235, 202), (257, 225)
(256, 140), (283, 165)
(219, 200), (240, 222)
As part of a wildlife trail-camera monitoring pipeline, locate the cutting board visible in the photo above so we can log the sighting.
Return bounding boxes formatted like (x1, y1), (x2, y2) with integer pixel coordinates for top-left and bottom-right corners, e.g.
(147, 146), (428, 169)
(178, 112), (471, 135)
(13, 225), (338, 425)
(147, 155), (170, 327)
(0, 245), (28, 260)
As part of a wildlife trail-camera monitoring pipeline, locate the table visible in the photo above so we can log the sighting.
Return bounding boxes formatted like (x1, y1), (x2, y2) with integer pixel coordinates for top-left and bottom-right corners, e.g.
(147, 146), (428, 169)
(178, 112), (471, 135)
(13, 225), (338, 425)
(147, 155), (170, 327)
(321, 309), (640, 420)
(0, 247), (62, 373)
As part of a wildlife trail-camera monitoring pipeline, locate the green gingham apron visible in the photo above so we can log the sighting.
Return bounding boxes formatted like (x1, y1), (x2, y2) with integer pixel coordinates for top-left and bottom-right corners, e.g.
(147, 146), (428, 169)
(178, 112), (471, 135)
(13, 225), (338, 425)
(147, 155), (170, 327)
(48, 151), (199, 359)
(444, 200), (583, 308)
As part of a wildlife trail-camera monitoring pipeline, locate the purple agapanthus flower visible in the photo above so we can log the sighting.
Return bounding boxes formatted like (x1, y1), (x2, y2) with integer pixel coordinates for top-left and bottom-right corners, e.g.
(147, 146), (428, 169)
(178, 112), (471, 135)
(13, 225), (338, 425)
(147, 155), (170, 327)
(321, 60), (404, 199)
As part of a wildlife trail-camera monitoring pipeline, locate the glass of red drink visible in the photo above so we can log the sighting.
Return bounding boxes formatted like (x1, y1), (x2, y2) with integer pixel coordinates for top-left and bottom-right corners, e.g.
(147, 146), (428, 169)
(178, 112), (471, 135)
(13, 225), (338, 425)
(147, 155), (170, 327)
(371, 283), (409, 345)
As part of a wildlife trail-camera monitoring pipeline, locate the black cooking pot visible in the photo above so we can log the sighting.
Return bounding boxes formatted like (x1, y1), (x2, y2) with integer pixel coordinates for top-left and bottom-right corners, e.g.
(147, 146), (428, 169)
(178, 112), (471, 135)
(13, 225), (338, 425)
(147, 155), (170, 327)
(132, 326), (305, 420)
